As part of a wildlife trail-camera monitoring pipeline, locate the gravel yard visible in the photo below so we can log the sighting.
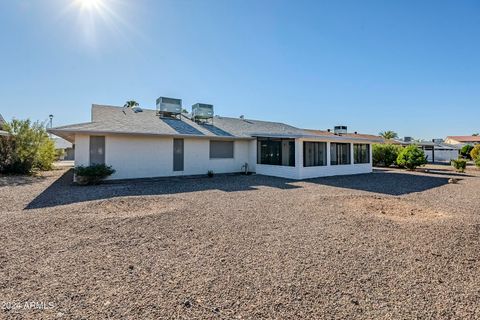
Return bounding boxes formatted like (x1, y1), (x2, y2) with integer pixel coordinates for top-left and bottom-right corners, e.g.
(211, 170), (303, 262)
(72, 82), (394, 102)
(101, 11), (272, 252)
(1, 165), (479, 319)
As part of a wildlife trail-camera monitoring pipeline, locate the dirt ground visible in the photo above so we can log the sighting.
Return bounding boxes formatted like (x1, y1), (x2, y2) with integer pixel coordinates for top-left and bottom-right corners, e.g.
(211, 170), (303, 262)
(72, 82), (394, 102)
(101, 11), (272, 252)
(1, 165), (479, 319)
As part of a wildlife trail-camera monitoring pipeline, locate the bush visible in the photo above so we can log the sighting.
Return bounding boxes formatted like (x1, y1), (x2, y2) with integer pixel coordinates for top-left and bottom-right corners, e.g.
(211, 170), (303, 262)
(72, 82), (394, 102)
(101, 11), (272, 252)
(470, 145), (480, 161)
(74, 164), (116, 185)
(451, 158), (467, 173)
(460, 144), (474, 159)
(0, 119), (56, 174)
(207, 170), (214, 178)
(0, 136), (19, 173)
(372, 144), (402, 167)
(396, 145), (427, 170)
(475, 158), (480, 169)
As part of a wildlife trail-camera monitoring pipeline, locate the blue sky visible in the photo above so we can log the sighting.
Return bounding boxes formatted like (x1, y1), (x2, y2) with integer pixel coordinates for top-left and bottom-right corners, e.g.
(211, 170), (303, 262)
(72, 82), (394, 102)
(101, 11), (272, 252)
(0, 0), (479, 139)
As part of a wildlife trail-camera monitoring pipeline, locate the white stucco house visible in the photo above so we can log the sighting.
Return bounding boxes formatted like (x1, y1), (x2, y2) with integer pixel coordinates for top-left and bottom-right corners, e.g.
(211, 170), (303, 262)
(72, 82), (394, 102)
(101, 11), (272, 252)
(48, 100), (382, 181)
(445, 136), (480, 146)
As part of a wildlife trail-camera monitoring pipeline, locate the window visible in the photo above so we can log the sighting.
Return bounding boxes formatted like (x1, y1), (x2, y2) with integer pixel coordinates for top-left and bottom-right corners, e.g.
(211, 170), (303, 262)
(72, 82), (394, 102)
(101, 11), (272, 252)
(354, 144), (370, 164)
(210, 140), (234, 159)
(303, 142), (327, 167)
(257, 138), (295, 166)
(89, 136), (105, 165)
(331, 143), (351, 165)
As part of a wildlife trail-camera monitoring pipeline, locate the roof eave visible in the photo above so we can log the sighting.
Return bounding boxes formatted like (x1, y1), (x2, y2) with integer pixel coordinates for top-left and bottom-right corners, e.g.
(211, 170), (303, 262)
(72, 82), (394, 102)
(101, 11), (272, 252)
(47, 128), (253, 141)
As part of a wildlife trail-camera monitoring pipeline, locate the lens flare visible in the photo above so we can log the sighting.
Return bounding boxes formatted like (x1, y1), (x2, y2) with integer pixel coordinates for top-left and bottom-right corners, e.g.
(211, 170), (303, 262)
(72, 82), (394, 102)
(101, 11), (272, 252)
(76, 0), (102, 11)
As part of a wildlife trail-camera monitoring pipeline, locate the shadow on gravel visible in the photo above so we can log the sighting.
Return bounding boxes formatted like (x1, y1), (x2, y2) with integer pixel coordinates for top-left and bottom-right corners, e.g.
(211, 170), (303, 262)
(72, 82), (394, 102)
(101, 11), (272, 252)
(25, 169), (302, 209)
(26, 168), (453, 209)
(306, 171), (450, 196)
(0, 174), (47, 187)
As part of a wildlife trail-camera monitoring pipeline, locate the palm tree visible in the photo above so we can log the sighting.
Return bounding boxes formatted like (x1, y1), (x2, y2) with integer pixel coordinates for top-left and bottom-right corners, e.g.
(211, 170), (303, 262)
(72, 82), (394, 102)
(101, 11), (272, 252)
(122, 100), (140, 114)
(124, 100), (139, 109)
(379, 130), (398, 140)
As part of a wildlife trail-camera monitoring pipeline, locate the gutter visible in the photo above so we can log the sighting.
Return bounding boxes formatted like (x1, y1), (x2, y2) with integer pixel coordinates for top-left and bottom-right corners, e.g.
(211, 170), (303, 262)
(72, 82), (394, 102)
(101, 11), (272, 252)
(47, 128), (254, 141)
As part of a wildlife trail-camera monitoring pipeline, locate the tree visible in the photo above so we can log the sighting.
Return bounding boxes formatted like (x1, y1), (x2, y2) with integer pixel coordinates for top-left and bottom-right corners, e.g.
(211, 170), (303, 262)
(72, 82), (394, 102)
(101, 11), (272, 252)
(379, 131), (398, 140)
(0, 136), (17, 173)
(372, 144), (402, 167)
(123, 100), (139, 109)
(460, 144), (474, 159)
(470, 144), (480, 161)
(1, 119), (56, 174)
(472, 133), (479, 136)
(396, 145), (427, 170)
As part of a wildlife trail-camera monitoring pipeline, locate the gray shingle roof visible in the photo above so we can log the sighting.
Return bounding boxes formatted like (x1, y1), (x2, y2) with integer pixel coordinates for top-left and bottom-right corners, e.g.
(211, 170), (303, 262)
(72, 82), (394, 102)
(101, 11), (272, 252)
(50, 105), (312, 140)
(49, 104), (381, 143)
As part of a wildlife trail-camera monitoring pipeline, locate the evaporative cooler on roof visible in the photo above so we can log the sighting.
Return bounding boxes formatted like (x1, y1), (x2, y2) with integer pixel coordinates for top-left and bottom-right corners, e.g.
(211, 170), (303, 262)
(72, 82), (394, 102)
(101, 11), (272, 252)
(156, 97), (182, 119)
(192, 103), (214, 124)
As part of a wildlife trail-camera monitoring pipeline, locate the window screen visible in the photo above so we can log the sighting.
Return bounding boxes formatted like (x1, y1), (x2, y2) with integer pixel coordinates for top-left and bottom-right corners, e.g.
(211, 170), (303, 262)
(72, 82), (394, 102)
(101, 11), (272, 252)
(354, 144), (370, 164)
(210, 141), (234, 159)
(89, 136), (105, 165)
(257, 138), (295, 166)
(303, 142), (327, 167)
(330, 143), (351, 165)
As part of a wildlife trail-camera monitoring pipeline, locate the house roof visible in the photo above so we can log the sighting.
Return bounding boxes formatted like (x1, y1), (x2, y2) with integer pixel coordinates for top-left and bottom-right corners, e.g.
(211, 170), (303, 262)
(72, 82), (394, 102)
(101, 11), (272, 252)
(446, 136), (480, 143)
(0, 114), (9, 136)
(305, 129), (384, 143)
(49, 104), (382, 143)
(389, 139), (460, 150)
(52, 136), (73, 149)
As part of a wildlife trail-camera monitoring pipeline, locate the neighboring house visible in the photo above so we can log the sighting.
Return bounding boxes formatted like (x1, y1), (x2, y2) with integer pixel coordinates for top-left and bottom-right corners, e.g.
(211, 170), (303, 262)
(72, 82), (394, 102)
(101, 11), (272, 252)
(391, 137), (459, 163)
(0, 113), (9, 137)
(48, 100), (382, 181)
(53, 136), (75, 160)
(445, 136), (480, 146)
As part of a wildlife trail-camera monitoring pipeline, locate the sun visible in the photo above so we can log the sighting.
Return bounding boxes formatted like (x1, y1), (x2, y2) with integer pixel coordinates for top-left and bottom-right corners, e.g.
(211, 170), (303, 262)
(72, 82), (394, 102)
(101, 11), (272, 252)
(76, 0), (103, 11)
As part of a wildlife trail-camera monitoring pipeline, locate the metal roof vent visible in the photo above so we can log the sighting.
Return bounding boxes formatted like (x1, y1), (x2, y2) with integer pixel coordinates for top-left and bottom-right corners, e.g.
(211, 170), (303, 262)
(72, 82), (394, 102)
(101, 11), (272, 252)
(156, 97), (182, 119)
(192, 103), (214, 124)
(334, 125), (347, 135)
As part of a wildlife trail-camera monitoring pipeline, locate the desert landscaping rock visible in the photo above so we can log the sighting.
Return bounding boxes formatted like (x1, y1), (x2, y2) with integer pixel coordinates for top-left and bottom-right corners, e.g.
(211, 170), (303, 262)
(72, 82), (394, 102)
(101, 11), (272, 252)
(1, 165), (479, 319)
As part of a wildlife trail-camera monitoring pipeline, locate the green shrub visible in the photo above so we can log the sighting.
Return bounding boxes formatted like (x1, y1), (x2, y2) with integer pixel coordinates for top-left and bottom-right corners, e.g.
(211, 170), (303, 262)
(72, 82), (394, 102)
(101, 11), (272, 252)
(396, 145), (427, 170)
(35, 137), (56, 171)
(74, 164), (116, 185)
(475, 158), (480, 169)
(0, 119), (56, 174)
(207, 170), (214, 178)
(460, 144), (474, 159)
(470, 145), (480, 161)
(372, 144), (402, 167)
(451, 158), (467, 173)
(0, 136), (19, 173)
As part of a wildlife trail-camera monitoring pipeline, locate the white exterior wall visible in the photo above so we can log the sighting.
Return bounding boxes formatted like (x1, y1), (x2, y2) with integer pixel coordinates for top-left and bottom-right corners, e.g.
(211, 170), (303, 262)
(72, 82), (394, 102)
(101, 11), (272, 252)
(298, 138), (373, 179)
(182, 138), (250, 176)
(74, 134), (251, 180)
(73, 134), (374, 181)
(254, 138), (373, 180)
(255, 139), (301, 179)
(74, 134), (90, 167)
